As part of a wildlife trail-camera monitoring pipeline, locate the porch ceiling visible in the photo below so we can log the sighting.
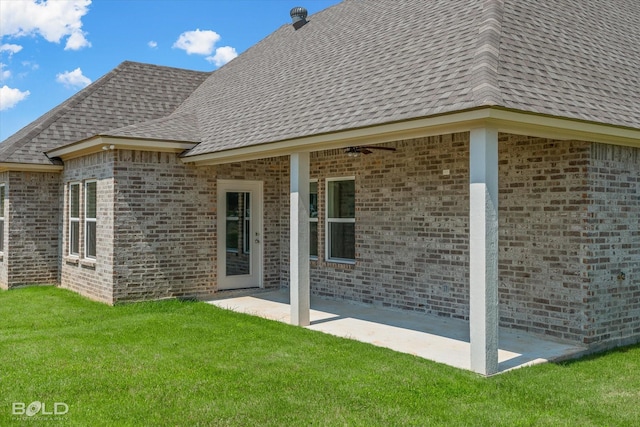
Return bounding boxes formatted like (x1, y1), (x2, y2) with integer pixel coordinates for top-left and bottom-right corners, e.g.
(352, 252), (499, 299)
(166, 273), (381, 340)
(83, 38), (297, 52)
(207, 290), (587, 375)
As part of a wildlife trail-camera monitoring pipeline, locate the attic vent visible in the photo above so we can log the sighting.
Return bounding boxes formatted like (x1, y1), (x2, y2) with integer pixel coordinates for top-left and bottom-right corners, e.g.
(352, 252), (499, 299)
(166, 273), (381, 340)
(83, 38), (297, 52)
(290, 6), (308, 30)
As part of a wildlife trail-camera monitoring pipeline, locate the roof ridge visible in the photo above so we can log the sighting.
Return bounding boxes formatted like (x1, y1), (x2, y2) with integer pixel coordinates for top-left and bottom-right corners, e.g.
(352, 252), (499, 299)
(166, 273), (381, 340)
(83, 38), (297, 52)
(470, 0), (504, 106)
(0, 61), (131, 161)
(118, 60), (210, 75)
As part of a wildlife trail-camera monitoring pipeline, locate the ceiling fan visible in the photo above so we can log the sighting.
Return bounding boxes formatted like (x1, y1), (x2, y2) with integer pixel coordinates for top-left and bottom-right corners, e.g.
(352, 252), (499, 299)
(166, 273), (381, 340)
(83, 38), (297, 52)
(345, 146), (396, 156)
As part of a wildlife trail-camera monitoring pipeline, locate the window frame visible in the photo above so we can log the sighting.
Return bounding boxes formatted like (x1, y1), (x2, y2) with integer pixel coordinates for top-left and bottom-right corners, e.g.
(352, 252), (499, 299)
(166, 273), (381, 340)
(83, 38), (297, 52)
(309, 180), (318, 260)
(68, 182), (81, 256)
(325, 177), (356, 264)
(84, 180), (97, 259)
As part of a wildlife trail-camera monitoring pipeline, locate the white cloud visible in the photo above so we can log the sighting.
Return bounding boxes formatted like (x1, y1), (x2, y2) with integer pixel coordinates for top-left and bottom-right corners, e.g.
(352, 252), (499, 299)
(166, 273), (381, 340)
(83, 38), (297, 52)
(148, 41), (158, 49)
(64, 30), (91, 51)
(0, 85), (30, 111)
(173, 29), (220, 55)
(206, 46), (238, 67)
(0, 63), (10, 80)
(0, 0), (92, 50)
(56, 68), (91, 89)
(0, 44), (23, 56)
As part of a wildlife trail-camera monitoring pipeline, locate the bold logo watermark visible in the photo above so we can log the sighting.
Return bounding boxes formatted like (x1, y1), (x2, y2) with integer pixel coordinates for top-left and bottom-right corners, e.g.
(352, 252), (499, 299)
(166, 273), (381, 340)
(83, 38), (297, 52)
(12, 401), (69, 418)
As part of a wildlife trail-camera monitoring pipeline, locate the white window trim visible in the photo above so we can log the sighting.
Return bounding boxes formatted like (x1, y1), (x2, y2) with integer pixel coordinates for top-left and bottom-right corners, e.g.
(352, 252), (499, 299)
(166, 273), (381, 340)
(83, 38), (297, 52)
(310, 179), (318, 260)
(84, 180), (97, 259)
(325, 176), (356, 264)
(68, 182), (80, 257)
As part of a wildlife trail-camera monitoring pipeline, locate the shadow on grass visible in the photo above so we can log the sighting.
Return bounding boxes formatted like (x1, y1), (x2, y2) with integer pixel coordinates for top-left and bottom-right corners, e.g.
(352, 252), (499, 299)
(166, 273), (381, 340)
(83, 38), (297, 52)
(555, 342), (639, 366)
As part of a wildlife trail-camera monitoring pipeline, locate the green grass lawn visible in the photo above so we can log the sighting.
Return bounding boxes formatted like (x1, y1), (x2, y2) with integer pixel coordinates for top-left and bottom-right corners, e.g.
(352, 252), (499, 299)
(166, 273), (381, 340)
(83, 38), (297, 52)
(1, 287), (638, 426)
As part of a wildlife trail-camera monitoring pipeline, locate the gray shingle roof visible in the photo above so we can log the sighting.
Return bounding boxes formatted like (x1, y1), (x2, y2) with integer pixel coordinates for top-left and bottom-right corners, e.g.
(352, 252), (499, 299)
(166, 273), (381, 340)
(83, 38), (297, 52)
(4, 0), (639, 163)
(497, 1), (640, 127)
(172, 0), (638, 157)
(181, 0), (484, 156)
(0, 61), (209, 164)
(105, 112), (201, 143)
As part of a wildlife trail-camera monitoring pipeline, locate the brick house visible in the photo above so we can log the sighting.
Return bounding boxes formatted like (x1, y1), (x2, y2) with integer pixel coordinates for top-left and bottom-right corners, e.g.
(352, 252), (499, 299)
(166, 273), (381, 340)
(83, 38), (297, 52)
(1, 0), (638, 375)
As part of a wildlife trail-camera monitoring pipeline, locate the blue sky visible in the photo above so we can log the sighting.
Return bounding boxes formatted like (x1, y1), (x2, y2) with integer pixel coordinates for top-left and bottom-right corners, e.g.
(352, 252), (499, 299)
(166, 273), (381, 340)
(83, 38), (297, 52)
(0, 0), (340, 141)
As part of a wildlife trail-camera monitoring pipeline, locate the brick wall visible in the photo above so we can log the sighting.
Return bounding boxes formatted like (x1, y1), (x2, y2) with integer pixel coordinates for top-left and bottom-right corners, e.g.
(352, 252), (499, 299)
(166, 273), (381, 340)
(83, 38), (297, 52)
(111, 150), (216, 302)
(306, 135), (472, 319)
(498, 136), (592, 343)
(0, 171), (60, 288)
(0, 171), (7, 288)
(58, 151), (288, 303)
(33, 132), (637, 350)
(584, 143), (640, 346)
(61, 151), (115, 303)
(276, 134), (637, 347)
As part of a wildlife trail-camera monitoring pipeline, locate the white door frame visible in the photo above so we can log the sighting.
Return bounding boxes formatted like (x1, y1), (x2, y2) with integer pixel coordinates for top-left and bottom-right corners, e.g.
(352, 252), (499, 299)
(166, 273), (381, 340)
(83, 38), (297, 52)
(217, 180), (264, 290)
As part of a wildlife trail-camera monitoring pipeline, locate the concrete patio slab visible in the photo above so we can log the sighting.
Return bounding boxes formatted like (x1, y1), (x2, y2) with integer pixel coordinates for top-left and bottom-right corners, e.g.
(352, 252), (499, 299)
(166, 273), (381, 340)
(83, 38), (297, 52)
(206, 290), (587, 374)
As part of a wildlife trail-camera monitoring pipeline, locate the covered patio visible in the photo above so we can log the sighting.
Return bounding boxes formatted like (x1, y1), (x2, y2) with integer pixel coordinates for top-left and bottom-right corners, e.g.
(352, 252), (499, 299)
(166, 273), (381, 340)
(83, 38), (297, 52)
(281, 128), (520, 376)
(181, 119), (638, 376)
(207, 289), (587, 375)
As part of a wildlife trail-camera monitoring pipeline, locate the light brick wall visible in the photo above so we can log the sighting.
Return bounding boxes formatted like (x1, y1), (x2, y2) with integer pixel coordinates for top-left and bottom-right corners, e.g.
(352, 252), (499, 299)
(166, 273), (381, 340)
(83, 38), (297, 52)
(0, 171), (7, 288)
(58, 151), (288, 303)
(0, 171), (60, 289)
(584, 143), (640, 346)
(39, 132), (637, 350)
(498, 136), (592, 343)
(307, 135), (471, 319)
(111, 150), (217, 302)
(280, 134), (636, 346)
(60, 151), (115, 303)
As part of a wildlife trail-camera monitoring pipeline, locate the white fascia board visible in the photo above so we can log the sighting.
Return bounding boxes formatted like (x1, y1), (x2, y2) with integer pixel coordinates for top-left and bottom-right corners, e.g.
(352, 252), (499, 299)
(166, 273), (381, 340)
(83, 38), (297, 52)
(183, 108), (640, 166)
(46, 136), (197, 161)
(487, 109), (640, 147)
(0, 163), (64, 173)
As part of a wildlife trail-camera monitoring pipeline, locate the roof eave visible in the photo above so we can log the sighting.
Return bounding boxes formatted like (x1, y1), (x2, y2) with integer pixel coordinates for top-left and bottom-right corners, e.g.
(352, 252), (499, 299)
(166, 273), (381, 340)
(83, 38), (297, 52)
(488, 108), (640, 147)
(0, 162), (64, 173)
(46, 135), (199, 161)
(182, 107), (640, 166)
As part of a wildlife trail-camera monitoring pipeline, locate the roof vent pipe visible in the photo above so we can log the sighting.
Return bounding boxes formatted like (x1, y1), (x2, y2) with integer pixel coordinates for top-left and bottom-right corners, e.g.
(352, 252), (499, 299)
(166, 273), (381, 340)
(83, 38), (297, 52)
(290, 7), (308, 30)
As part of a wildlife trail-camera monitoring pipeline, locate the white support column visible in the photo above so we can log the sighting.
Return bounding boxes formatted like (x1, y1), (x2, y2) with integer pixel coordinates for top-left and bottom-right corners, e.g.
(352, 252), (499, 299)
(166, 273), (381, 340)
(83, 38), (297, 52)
(290, 152), (310, 326)
(469, 127), (499, 376)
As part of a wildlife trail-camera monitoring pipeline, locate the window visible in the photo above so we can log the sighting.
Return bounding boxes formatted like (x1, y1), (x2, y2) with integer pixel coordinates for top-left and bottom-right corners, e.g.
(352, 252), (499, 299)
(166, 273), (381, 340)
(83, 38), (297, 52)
(326, 178), (355, 262)
(310, 181), (318, 259)
(69, 183), (80, 256)
(0, 184), (5, 252)
(85, 181), (97, 258)
(225, 192), (239, 253)
(225, 191), (251, 254)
